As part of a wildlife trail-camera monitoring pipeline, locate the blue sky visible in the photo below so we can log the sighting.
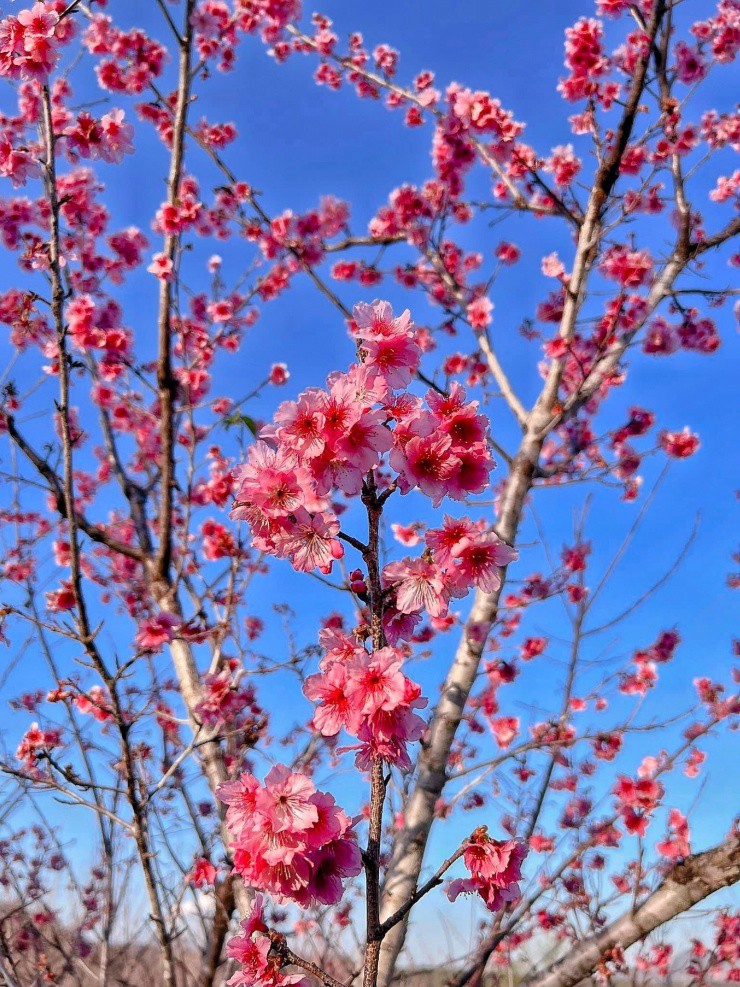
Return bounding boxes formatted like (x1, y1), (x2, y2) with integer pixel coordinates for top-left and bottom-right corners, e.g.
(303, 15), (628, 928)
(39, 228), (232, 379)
(0, 0), (738, 963)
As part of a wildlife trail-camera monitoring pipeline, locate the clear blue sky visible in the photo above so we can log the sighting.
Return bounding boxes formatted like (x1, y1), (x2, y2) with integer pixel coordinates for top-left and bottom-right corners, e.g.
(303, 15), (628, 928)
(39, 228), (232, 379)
(0, 0), (737, 963)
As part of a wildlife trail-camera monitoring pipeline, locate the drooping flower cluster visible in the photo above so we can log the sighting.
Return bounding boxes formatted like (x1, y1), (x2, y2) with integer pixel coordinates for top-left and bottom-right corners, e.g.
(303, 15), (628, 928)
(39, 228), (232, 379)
(230, 302), (495, 574)
(389, 378), (495, 507)
(188, 857), (218, 888)
(226, 896), (308, 987)
(691, 1), (740, 64)
(656, 808), (691, 861)
(447, 828), (528, 912)
(64, 108), (134, 164)
(303, 631), (426, 770)
(377, 515), (517, 643)
(218, 765), (362, 907)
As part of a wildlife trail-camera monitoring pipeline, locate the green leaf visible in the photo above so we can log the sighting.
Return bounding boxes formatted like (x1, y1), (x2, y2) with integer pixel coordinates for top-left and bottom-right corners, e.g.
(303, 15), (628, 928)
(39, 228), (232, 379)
(222, 413), (258, 436)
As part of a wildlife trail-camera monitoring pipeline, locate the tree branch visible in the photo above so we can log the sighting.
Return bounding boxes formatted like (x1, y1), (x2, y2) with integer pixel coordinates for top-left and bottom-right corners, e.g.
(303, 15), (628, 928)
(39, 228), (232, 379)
(522, 838), (740, 987)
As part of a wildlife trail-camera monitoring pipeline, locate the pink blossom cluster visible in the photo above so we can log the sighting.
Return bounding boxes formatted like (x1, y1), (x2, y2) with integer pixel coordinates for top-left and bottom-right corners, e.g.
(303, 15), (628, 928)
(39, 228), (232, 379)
(709, 169), (740, 203)
(636, 944), (673, 979)
(599, 245), (653, 289)
(366, 183), (434, 244)
(0, 2), (64, 82)
(388, 380), (494, 506)
(83, 15), (167, 94)
(0, 130), (40, 188)
(432, 85), (525, 200)
(674, 41), (709, 85)
(558, 18), (613, 105)
(254, 196), (349, 267)
(188, 856), (218, 888)
(442, 351), (489, 388)
(15, 722), (62, 774)
(656, 808), (691, 861)
(701, 108), (740, 151)
(596, 0), (634, 16)
(191, 0), (303, 73)
(620, 630), (680, 696)
(660, 427), (700, 459)
(687, 912), (740, 981)
(692, 677), (740, 721)
(74, 686), (114, 723)
(546, 144), (582, 187)
(195, 664), (263, 731)
(613, 775), (664, 836)
(634, 630), (681, 665)
(450, 85), (524, 143)
(218, 765), (362, 907)
(64, 108), (134, 164)
(379, 517), (517, 641)
(447, 828), (528, 912)
(691, 1), (740, 64)
(135, 612), (178, 652)
(230, 301), (495, 575)
(234, 0), (302, 46)
(304, 630), (426, 769)
(226, 897), (307, 987)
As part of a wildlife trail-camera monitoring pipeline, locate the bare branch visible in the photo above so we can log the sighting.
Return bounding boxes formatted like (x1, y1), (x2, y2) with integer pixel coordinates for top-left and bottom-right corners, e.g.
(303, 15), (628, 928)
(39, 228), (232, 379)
(522, 838), (740, 987)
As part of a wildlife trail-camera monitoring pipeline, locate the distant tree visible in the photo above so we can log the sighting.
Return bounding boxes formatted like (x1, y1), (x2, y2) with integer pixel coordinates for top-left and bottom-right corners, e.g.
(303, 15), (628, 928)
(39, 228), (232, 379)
(0, 1), (738, 986)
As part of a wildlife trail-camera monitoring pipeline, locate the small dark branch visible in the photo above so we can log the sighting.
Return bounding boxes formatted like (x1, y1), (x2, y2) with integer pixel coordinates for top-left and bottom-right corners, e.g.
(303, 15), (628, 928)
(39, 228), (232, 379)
(593, 0), (668, 214)
(198, 874), (236, 987)
(154, 0), (196, 583)
(694, 214), (740, 254)
(268, 933), (348, 987)
(4, 415), (145, 563)
(338, 530), (370, 555)
(325, 234), (407, 252)
(155, 0), (185, 44)
(58, 0), (84, 20)
(360, 475), (391, 987)
(378, 843), (467, 938)
(416, 370), (446, 395)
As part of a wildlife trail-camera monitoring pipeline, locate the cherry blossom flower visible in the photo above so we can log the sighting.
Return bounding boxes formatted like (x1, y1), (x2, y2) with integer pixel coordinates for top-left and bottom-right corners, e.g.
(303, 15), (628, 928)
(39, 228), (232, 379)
(304, 642), (426, 769)
(258, 765), (318, 833)
(218, 769), (361, 907)
(613, 775), (664, 835)
(304, 662), (360, 737)
(448, 829), (528, 912)
(656, 808), (691, 861)
(346, 648), (407, 715)
(600, 245), (653, 288)
(449, 531), (517, 594)
(135, 612), (178, 652)
(147, 252), (173, 280)
(270, 362), (289, 385)
(660, 427), (700, 458)
(383, 557), (449, 617)
(467, 295), (493, 329)
(189, 857), (218, 888)
(674, 41), (708, 84)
